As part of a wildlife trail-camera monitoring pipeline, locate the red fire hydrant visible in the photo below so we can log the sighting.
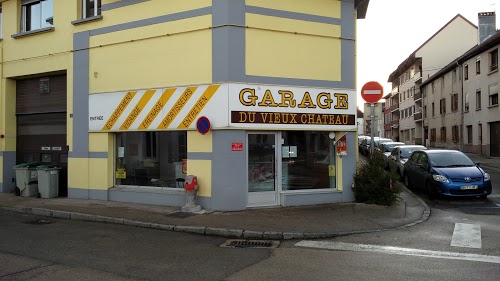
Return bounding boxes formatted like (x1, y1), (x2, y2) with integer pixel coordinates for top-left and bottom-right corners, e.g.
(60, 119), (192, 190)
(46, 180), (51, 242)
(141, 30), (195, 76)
(182, 175), (201, 212)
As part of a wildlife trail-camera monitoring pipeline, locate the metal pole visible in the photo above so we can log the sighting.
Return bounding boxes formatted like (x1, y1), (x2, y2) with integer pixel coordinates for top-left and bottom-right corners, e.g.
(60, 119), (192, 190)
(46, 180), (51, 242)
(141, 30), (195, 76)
(370, 103), (375, 155)
(330, 138), (336, 189)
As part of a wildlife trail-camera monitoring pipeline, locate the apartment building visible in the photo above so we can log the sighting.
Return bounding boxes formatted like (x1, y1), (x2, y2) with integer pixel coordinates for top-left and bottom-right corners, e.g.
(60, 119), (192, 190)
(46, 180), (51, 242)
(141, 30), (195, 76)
(386, 15), (478, 145)
(420, 12), (499, 157)
(0, 0), (369, 211)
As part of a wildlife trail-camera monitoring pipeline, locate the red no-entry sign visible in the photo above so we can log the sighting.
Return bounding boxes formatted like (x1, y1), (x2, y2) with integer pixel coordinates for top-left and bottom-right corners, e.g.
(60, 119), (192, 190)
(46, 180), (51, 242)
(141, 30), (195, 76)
(361, 81), (384, 103)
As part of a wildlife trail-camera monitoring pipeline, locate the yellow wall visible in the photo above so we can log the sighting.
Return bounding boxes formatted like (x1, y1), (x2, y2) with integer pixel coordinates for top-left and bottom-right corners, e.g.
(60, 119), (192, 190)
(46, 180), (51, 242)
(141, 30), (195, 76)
(187, 160), (212, 197)
(245, 12), (342, 80)
(89, 16), (212, 93)
(187, 131), (212, 152)
(247, 0), (341, 18)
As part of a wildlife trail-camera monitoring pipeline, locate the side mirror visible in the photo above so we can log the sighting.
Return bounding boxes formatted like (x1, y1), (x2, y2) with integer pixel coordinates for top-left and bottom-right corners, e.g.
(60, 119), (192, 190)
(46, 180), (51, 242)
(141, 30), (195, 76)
(476, 162), (481, 167)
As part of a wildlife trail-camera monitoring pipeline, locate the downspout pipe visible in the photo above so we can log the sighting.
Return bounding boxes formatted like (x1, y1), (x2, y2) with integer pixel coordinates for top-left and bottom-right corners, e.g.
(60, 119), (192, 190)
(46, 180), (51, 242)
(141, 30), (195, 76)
(458, 60), (464, 152)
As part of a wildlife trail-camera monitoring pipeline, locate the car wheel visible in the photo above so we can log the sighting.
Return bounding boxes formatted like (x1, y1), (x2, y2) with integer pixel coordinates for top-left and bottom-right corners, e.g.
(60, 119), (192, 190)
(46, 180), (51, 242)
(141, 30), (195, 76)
(426, 181), (436, 199)
(480, 194), (488, 199)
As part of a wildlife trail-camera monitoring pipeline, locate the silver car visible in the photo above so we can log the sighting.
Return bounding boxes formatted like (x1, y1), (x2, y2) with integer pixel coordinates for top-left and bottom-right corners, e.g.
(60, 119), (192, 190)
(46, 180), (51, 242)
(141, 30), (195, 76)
(387, 145), (427, 177)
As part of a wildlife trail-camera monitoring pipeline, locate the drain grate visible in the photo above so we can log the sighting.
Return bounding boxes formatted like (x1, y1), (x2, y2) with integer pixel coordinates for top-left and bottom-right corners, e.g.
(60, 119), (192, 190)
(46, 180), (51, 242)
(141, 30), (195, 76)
(166, 212), (196, 219)
(221, 239), (280, 249)
(25, 219), (55, 225)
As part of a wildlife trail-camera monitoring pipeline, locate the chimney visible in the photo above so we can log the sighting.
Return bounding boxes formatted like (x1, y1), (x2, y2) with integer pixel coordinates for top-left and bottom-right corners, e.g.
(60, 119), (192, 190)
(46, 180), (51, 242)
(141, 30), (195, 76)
(478, 12), (496, 44)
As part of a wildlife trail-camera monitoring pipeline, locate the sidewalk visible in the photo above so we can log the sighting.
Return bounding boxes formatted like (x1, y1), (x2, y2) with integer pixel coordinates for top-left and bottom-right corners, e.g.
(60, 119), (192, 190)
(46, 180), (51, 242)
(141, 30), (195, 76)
(464, 152), (500, 172)
(0, 188), (429, 240)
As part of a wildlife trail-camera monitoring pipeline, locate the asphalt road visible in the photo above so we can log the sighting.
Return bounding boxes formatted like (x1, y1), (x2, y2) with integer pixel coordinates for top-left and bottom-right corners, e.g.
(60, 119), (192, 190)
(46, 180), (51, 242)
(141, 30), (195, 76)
(0, 210), (270, 281)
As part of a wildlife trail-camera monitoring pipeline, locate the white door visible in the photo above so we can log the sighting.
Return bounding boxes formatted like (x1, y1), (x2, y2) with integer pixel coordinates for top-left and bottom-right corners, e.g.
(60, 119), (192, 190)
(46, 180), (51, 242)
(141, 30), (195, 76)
(247, 132), (280, 207)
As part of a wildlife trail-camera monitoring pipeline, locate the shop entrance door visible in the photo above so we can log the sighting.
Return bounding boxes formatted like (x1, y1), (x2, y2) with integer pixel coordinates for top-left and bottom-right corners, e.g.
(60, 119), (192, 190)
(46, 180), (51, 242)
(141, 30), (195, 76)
(247, 132), (280, 207)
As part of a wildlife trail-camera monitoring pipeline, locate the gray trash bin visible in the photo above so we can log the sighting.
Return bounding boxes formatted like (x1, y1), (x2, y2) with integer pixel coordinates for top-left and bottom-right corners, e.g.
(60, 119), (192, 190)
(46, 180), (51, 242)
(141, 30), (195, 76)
(14, 162), (39, 197)
(36, 165), (60, 199)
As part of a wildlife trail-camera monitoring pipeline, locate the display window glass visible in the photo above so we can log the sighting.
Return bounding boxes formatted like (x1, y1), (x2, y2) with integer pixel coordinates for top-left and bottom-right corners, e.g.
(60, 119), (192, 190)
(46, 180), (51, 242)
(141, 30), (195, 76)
(281, 131), (336, 190)
(115, 131), (187, 188)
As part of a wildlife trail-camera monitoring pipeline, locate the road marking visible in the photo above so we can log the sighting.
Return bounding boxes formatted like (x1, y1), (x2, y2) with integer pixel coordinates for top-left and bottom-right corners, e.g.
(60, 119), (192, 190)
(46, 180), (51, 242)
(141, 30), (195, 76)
(295, 241), (500, 264)
(450, 223), (481, 249)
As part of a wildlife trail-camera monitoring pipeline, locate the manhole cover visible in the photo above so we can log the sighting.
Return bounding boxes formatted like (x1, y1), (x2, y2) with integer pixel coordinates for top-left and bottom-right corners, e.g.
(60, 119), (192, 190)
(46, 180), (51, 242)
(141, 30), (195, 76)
(25, 219), (55, 225)
(220, 239), (280, 249)
(166, 212), (196, 219)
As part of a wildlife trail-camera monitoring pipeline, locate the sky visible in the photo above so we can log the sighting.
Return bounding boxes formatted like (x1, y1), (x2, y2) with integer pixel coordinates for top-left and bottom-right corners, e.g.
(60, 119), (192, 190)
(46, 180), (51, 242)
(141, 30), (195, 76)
(356, 0), (500, 111)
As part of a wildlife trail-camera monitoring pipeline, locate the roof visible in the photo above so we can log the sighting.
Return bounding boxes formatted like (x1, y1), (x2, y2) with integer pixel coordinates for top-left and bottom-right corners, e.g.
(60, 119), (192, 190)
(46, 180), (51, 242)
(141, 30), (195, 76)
(387, 14), (477, 82)
(422, 29), (500, 87)
(355, 0), (370, 19)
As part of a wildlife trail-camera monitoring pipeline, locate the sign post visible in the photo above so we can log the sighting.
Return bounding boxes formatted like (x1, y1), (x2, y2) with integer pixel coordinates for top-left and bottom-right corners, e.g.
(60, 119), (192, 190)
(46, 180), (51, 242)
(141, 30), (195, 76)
(361, 82), (384, 156)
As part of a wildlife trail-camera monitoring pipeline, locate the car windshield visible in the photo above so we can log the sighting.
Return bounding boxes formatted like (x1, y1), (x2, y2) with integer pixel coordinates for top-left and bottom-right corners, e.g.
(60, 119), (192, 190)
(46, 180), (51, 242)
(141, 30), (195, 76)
(428, 152), (476, 168)
(385, 143), (404, 152)
(400, 146), (426, 158)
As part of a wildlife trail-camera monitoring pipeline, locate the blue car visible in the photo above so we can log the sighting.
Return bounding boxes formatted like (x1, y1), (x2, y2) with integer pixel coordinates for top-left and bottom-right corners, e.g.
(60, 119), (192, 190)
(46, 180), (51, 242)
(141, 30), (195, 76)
(403, 150), (491, 198)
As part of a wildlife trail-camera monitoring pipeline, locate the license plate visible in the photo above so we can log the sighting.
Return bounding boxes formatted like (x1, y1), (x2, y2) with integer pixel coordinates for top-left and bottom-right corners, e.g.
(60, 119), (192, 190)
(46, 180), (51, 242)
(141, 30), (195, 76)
(461, 185), (478, 190)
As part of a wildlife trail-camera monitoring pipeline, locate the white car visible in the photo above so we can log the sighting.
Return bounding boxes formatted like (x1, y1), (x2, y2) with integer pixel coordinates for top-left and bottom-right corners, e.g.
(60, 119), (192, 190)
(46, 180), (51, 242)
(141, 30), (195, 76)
(387, 145), (427, 177)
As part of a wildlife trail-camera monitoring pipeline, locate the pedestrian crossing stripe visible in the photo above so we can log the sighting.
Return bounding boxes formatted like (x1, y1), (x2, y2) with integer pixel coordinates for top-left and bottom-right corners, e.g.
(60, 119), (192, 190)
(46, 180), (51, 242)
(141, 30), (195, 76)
(178, 85), (220, 129)
(138, 88), (177, 129)
(102, 91), (137, 131)
(119, 89), (156, 130)
(157, 86), (198, 129)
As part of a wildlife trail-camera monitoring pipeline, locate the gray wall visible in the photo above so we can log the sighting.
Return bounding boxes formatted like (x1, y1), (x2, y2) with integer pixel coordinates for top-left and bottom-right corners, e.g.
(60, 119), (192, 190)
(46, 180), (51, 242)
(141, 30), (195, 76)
(1, 152), (16, 193)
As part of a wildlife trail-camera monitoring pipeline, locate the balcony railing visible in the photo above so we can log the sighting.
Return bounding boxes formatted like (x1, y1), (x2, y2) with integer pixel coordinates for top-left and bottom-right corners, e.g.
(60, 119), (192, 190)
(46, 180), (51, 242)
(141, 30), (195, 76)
(414, 91), (422, 101)
(413, 72), (422, 83)
(414, 112), (422, 121)
(384, 123), (392, 130)
(391, 120), (399, 128)
(390, 104), (399, 112)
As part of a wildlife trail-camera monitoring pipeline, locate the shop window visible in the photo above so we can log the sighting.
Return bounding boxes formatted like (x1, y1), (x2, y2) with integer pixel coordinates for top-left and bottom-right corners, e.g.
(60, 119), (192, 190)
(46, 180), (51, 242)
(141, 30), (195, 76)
(116, 131), (187, 188)
(281, 131), (336, 190)
(82, 0), (101, 18)
(21, 0), (53, 32)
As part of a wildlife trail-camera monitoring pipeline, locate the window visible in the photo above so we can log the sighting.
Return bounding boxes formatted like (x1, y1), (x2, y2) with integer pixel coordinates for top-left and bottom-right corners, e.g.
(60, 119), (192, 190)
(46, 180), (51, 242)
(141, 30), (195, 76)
(490, 49), (498, 72)
(452, 125), (459, 143)
(116, 131), (187, 188)
(467, 125), (472, 144)
(476, 90), (482, 110)
(489, 83), (498, 106)
(451, 94), (458, 112)
(423, 105), (427, 118)
(440, 127), (446, 143)
(21, 0), (53, 32)
(439, 98), (446, 115)
(430, 128), (436, 142)
(464, 64), (469, 80)
(476, 59), (481, 74)
(83, 0), (101, 18)
(432, 102), (435, 117)
(465, 93), (469, 112)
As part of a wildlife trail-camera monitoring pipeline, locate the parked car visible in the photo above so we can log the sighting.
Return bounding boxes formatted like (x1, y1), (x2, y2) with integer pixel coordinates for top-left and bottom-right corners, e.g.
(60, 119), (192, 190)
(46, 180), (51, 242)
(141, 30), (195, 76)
(360, 137), (375, 156)
(387, 145), (427, 177)
(403, 150), (492, 198)
(377, 142), (405, 159)
(358, 136), (370, 153)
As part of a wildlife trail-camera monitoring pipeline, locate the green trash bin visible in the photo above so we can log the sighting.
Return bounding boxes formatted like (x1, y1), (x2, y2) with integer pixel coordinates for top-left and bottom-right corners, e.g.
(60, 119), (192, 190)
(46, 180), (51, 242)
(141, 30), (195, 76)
(13, 162), (39, 197)
(36, 165), (61, 199)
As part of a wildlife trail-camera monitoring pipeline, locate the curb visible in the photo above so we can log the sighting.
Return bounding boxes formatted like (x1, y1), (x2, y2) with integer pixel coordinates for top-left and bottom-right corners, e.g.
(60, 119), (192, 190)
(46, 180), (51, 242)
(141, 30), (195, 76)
(1, 191), (431, 241)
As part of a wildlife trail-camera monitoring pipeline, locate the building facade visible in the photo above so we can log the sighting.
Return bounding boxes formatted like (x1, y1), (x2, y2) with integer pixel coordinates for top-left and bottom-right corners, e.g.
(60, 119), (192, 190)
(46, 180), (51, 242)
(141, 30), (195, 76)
(387, 15), (478, 145)
(0, 0), (369, 211)
(420, 12), (499, 157)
